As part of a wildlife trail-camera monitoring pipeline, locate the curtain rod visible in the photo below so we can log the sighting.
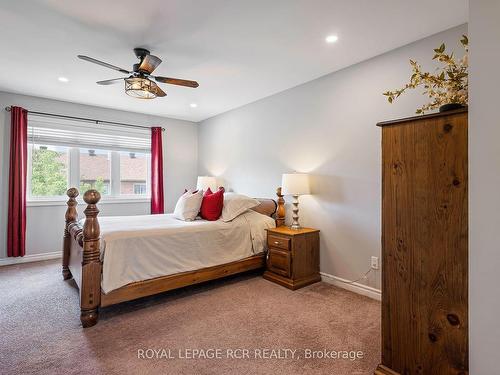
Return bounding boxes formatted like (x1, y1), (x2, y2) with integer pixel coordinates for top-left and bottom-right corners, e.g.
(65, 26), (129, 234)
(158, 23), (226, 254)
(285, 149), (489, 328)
(4, 106), (165, 131)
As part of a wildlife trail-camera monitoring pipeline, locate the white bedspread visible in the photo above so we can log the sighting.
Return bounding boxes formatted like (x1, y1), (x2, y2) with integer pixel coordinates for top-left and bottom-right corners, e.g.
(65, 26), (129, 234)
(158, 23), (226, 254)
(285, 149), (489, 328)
(88, 210), (275, 293)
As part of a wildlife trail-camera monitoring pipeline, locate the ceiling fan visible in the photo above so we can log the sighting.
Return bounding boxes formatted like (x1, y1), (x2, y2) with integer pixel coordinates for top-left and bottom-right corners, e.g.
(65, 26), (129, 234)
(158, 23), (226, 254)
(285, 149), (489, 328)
(77, 48), (199, 99)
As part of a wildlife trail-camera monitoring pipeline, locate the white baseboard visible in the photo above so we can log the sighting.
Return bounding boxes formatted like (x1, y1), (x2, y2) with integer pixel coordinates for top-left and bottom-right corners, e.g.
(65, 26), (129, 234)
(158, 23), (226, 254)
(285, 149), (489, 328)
(320, 271), (381, 301)
(0, 251), (61, 266)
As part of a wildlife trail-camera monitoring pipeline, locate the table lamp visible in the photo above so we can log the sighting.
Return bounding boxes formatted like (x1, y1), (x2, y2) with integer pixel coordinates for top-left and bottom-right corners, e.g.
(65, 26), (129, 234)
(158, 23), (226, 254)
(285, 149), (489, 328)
(281, 173), (310, 230)
(196, 176), (217, 192)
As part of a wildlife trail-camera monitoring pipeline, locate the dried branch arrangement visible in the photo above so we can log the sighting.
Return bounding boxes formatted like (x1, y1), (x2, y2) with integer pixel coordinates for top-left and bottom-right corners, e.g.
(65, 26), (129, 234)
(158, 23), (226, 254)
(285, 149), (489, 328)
(383, 35), (468, 114)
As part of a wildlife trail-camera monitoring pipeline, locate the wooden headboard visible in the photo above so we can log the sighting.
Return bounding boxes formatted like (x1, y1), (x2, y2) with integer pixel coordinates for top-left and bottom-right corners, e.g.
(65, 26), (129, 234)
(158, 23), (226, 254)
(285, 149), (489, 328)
(251, 187), (285, 227)
(252, 199), (277, 217)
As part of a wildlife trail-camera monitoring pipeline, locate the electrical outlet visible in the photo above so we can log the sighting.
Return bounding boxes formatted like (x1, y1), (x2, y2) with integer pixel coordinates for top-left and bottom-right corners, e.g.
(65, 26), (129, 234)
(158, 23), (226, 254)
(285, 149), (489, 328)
(371, 256), (379, 270)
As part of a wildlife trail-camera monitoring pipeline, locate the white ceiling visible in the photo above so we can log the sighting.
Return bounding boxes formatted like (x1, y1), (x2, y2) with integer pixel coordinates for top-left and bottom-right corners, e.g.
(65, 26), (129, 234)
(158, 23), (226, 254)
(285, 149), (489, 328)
(0, 0), (467, 122)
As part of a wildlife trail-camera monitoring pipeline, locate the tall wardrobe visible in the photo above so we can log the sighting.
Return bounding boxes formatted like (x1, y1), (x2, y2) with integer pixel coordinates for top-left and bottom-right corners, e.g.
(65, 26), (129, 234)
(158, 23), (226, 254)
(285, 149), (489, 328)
(375, 108), (468, 375)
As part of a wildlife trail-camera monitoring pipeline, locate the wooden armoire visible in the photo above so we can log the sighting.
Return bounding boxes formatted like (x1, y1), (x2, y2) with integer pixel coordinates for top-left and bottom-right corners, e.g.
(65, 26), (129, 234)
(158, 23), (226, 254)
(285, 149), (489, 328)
(375, 108), (468, 375)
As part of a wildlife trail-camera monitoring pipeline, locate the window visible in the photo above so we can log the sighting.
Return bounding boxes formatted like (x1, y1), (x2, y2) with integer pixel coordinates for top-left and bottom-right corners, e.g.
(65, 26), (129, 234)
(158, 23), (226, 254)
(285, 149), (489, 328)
(120, 151), (150, 195)
(133, 184), (147, 195)
(27, 114), (151, 201)
(29, 144), (69, 197)
(79, 148), (111, 196)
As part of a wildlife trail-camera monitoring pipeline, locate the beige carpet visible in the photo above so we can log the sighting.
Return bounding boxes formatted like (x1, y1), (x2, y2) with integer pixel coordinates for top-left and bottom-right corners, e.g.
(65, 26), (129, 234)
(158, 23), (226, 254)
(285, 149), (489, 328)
(0, 259), (380, 375)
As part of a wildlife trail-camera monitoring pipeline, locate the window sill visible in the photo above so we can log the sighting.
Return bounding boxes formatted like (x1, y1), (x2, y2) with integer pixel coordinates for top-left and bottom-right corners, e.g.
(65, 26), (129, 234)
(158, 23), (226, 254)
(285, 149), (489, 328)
(27, 197), (151, 207)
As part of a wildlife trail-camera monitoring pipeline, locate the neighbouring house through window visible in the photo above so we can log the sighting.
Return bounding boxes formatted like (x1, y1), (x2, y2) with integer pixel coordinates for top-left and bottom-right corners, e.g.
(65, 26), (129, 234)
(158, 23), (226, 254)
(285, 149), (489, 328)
(27, 114), (151, 201)
(120, 151), (149, 195)
(79, 148), (111, 196)
(133, 183), (147, 195)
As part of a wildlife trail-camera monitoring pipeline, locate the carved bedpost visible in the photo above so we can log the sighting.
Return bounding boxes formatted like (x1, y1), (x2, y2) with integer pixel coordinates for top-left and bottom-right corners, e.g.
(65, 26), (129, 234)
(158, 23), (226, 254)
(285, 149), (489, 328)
(275, 187), (286, 227)
(80, 189), (102, 328)
(63, 188), (79, 280)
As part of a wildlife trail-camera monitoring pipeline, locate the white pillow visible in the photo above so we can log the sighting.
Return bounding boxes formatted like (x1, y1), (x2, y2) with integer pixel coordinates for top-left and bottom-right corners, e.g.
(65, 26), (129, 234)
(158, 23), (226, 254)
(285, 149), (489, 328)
(221, 193), (260, 222)
(173, 189), (204, 221)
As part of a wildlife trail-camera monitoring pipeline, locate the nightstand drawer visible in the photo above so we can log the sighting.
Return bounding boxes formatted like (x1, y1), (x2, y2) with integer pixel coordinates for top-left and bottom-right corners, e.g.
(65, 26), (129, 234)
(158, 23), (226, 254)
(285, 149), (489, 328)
(267, 248), (291, 277)
(264, 227), (320, 290)
(267, 235), (290, 251)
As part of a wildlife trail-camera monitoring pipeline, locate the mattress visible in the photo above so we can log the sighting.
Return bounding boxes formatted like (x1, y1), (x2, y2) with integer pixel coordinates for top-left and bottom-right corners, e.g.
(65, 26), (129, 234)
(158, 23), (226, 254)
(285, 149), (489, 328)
(88, 210), (275, 293)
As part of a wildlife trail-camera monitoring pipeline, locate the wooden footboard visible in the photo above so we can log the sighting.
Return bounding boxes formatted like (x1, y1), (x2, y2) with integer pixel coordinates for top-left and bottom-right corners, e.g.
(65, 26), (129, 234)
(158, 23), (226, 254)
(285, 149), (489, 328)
(63, 188), (102, 327)
(62, 187), (285, 328)
(62, 188), (78, 281)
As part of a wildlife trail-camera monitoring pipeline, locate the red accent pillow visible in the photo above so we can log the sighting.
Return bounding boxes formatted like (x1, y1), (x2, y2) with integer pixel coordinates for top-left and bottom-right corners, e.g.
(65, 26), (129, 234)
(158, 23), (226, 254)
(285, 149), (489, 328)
(200, 188), (224, 221)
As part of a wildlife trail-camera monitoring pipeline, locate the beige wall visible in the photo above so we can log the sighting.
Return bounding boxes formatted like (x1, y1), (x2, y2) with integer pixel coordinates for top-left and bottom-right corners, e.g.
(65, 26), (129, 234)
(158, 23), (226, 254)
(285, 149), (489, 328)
(198, 25), (468, 293)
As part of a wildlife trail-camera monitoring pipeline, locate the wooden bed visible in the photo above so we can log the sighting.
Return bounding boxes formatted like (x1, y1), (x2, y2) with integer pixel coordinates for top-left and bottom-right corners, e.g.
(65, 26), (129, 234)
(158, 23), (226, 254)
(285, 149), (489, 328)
(62, 187), (286, 327)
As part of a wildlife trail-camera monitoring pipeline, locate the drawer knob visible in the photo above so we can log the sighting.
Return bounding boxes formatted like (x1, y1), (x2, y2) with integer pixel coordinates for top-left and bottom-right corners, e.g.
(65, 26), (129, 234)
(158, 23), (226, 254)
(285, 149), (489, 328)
(274, 241), (280, 245)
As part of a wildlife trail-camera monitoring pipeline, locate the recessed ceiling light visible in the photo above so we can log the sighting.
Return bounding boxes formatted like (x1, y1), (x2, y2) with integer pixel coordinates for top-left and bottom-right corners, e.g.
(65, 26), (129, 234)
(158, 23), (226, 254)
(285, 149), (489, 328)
(190, 103), (198, 108)
(58, 77), (69, 83)
(325, 35), (338, 43)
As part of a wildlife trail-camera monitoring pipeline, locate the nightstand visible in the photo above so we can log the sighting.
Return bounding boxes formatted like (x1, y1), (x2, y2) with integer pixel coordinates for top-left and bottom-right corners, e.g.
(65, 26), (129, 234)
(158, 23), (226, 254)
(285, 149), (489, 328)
(263, 226), (320, 290)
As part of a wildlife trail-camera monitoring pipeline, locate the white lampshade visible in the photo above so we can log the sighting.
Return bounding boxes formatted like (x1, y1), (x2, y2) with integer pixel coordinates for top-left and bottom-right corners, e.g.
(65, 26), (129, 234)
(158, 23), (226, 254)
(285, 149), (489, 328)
(281, 173), (310, 196)
(196, 176), (217, 191)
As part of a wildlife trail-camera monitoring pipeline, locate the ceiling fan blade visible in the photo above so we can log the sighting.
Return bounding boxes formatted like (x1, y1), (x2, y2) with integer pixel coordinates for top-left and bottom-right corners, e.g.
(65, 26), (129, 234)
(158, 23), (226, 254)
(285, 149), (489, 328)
(96, 78), (125, 85)
(78, 55), (131, 74)
(154, 86), (167, 97)
(139, 55), (162, 74)
(154, 76), (199, 88)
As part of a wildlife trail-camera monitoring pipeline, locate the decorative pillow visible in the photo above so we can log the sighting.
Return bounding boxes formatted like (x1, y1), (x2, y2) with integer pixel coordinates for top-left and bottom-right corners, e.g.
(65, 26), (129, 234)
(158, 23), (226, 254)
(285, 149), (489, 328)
(200, 188), (224, 221)
(173, 189), (204, 221)
(221, 193), (260, 222)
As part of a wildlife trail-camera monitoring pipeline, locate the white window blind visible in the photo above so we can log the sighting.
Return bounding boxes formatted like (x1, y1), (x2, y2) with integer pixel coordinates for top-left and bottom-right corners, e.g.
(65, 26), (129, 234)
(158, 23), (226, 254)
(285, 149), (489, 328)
(28, 114), (151, 152)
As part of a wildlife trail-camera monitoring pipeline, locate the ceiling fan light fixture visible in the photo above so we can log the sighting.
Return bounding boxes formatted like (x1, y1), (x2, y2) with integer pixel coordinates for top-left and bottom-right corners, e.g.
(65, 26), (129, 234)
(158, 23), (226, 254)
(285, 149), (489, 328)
(78, 49), (198, 99)
(125, 77), (158, 99)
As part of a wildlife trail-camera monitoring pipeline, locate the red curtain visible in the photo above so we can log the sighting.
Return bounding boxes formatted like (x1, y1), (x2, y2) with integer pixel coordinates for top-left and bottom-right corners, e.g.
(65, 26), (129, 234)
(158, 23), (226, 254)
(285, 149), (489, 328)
(151, 127), (164, 214)
(7, 106), (28, 257)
